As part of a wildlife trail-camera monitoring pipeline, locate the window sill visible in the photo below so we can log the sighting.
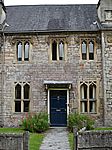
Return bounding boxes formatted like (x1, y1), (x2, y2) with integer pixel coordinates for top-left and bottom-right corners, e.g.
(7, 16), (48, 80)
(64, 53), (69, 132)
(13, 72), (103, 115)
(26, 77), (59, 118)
(13, 60), (31, 64)
(80, 112), (97, 114)
(13, 112), (29, 114)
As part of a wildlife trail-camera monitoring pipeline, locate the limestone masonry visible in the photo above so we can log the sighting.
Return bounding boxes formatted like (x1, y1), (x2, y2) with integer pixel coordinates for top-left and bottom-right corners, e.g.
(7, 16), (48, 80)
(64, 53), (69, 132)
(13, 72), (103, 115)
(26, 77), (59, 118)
(0, 0), (112, 127)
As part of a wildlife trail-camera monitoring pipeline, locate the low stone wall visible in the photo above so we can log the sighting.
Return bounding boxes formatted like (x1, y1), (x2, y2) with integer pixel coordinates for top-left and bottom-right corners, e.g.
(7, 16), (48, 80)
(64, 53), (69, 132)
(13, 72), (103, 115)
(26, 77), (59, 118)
(0, 131), (29, 150)
(74, 128), (112, 150)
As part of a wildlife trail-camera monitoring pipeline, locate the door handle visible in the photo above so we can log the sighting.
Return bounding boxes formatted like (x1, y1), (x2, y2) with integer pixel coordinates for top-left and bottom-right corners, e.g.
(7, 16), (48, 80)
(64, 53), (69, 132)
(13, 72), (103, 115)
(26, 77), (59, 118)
(56, 109), (61, 112)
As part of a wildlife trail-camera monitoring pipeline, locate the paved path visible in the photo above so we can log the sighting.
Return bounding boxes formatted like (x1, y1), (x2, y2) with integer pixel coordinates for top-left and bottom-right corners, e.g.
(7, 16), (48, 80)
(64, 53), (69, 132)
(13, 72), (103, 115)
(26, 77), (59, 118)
(40, 128), (70, 150)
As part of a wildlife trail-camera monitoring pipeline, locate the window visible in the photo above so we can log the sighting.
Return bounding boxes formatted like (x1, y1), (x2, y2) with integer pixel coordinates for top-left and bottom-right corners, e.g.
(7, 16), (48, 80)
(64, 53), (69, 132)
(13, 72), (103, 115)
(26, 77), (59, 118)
(16, 41), (30, 62)
(80, 81), (97, 113)
(81, 39), (95, 60)
(15, 83), (30, 112)
(59, 41), (64, 60)
(51, 39), (66, 61)
(80, 83), (87, 113)
(17, 42), (22, 61)
(105, 10), (112, 20)
(81, 41), (87, 60)
(89, 41), (94, 60)
(52, 41), (57, 60)
(24, 42), (29, 61)
(15, 84), (21, 99)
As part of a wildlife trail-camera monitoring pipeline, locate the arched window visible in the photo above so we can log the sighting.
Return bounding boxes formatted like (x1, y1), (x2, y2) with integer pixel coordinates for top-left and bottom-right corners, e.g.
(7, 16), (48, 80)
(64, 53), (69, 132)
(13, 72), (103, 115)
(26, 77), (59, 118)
(89, 83), (96, 99)
(80, 83), (87, 113)
(15, 84), (21, 99)
(15, 84), (21, 112)
(89, 41), (94, 60)
(81, 83), (87, 99)
(14, 83), (30, 112)
(81, 41), (87, 60)
(17, 42), (22, 61)
(52, 41), (57, 60)
(89, 83), (96, 112)
(23, 84), (30, 112)
(80, 81), (97, 113)
(59, 41), (64, 60)
(24, 84), (30, 99)
(24, 42), (29, 61)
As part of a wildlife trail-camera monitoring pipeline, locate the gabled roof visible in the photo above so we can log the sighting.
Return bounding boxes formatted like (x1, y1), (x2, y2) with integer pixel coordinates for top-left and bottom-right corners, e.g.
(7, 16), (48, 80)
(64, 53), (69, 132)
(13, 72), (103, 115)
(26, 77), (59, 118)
(5, 4), (98, 33)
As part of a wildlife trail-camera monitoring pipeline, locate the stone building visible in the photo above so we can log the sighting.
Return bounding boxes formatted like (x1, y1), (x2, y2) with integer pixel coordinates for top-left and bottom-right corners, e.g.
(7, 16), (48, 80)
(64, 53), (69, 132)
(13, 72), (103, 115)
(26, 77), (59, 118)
(0, 0), (112, 127)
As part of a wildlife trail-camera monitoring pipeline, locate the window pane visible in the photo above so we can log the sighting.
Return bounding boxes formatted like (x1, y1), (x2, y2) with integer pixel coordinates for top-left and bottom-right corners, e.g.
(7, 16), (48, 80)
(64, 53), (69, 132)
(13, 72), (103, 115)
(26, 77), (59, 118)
(24, 84), (30, 99)
(106, 10), (112, 20)
(24, 101), (30, 112)
(52, 41), (57, 60)
(17, 42), (22, 61)
(90, 101), (96, 113)
(15, 84), (21, 99)
(59, 41), (64, 60)
(24, 42), (29, 61)
(89, 41), (94, 60)
(81, 84), (87, 99)
(81, 101), (87, 113)
(15, 101), (21, 112)
(89, 84), (96, 99)
(82, 41), (87, 60)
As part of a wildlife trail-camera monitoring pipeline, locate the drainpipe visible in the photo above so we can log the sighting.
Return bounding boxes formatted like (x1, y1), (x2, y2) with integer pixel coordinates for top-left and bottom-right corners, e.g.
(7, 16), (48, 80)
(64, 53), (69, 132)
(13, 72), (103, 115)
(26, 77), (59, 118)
(101, 31), (106, 126)
(1, 24), (5, 127)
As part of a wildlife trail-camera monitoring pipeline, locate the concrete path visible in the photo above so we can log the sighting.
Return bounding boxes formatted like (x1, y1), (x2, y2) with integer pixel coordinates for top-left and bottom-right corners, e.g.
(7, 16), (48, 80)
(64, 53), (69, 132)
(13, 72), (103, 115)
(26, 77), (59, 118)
(40, 128), (70, 150)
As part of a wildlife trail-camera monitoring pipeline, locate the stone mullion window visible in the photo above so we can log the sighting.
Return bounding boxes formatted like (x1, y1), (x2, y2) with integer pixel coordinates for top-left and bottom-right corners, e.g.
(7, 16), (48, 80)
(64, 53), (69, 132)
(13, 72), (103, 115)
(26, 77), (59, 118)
(80, 81), (97, 114)
(16, 41), (30, 62)
(50, 39), (66, 61)
(14, 82), (30, 113)
(80, 39), (95, 61)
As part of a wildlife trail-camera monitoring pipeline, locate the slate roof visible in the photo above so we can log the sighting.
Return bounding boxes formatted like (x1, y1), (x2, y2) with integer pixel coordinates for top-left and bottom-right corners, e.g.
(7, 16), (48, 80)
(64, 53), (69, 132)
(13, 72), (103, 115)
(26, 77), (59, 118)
(5, 4), (99, 33)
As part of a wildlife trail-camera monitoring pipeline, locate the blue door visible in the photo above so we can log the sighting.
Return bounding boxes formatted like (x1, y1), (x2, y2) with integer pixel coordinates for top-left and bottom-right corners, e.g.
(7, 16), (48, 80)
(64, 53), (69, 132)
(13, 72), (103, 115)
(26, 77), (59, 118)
(50, 90), (67, 127)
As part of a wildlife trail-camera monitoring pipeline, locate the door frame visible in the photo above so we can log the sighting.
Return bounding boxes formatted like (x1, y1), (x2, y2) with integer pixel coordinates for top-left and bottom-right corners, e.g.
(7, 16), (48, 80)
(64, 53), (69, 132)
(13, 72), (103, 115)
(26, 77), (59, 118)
(48, 88), (69, 125)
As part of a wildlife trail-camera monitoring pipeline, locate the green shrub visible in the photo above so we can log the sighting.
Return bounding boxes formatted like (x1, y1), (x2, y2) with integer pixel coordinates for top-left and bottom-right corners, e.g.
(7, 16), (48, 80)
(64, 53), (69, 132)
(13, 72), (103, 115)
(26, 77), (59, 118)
(68, 113), (95, 132)
(21, 112), (49, 133)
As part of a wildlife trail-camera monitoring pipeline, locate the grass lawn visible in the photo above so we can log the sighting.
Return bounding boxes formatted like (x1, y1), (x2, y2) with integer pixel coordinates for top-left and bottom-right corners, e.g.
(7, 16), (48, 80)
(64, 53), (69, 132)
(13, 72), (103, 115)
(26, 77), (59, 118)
(68, 132), (74, 150)
(0, 128), (44, 150)
(30, 133), (44, 150)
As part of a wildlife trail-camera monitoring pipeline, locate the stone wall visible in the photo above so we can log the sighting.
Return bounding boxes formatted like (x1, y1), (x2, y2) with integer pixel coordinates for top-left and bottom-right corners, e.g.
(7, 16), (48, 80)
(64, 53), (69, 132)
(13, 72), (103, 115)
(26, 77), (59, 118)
(0, 131), (29, 150)
(74, 129), (112, 150)
(1, 32), (103, 126)
(102, 31), (112, 126)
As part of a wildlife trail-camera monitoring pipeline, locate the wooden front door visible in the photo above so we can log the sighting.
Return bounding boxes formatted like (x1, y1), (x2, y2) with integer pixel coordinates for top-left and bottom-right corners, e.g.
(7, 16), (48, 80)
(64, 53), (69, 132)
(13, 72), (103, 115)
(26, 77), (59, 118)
(50, 90), (67, 127)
